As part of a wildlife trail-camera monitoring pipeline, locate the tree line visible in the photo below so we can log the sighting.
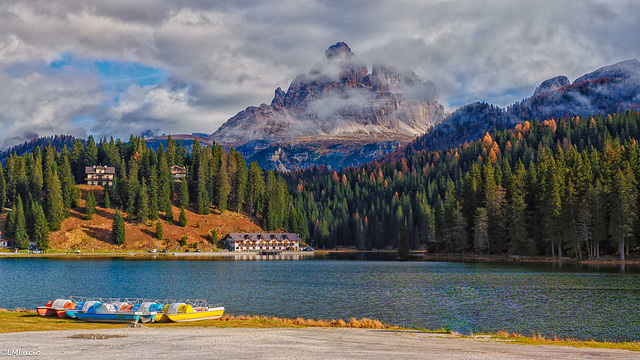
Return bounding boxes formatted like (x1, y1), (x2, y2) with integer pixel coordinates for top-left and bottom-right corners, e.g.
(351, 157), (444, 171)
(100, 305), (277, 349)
(1, 135), (306, 249)
(289, 111), (640, 261)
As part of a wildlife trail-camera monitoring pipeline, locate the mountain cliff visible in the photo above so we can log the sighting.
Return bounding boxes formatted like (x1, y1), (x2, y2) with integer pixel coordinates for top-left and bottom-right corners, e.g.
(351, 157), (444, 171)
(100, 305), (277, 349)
(209, 42), (445, 145)
(399, 59), (640, 155)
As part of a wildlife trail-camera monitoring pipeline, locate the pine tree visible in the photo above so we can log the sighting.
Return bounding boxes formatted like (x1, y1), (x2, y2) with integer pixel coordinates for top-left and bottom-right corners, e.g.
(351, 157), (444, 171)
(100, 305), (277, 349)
(69, 139), (85, 183)
(112, 210), (126, 245)
(43, 167), (65, 231)
(235, 151), (248, 213)
(609, 166), (637, 261)
(155, 220), (164, 240)
(103, 186), (111, 208)
(397, 220), (409, 258)
(196, 162), (210, 215)
(473, 207), (489, 254)
(30, 147), (43, 199)
(178, 178), (189, 209)
(83, 135), (98, 167)
(58, 148), (77, 209)
(136, 180), (149, 221)
(178, 207), (187, 227)
(165, 199), (174, 223)
(215, 162), (228, 212)
(32, 202), (49, 249)
(0, 162), (5, 208)
(247, 162), (264, 217)
(147, 168), (159, 220)
(507, 162), (535, 255)
(13, 195), (29, 249)
(85, 190), (96, 220)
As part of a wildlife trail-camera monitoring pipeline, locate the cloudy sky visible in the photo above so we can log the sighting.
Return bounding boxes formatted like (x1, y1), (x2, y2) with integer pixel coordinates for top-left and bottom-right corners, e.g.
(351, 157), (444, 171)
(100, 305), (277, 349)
(1, 0), (639, 149)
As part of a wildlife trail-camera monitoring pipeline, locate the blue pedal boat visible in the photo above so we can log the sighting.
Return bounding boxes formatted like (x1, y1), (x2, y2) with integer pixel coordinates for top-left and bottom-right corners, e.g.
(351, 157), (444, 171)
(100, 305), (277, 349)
(72, 302), (158, 323)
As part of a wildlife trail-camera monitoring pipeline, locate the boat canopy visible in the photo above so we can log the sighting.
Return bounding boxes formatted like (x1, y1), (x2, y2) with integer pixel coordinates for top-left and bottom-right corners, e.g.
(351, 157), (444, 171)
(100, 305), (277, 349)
(167, 303), (194, 314)
(51, 299), (71, 309)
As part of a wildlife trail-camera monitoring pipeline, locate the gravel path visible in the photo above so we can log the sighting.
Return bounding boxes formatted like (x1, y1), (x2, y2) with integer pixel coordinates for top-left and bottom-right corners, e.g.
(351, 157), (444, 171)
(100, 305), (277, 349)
(0, 327), (637, 360)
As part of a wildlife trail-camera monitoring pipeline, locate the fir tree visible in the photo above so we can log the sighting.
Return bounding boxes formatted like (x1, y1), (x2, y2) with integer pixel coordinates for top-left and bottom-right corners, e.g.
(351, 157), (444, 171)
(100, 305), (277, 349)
(13, 195), (29, 249)
(178, 178), (189, 209)
(103, 186), (110, 208)
(112, 210), (126, 245)
(0, 162), (5, 208)
(147, 168), (159, 220)
(178, 207), (187, 227)
(43, 167), (65, 231)
(473, 207), (489, 254)
(85, 190), (96, 220)
(235, 151), (248, 213)
(83, 135), (98, 167)
(136, 180), (149, 221)
(215, 162), (228, 212)
(155, 220), (164, 240)
(29, 147), (43, 199)
(32, 202), (49, 249)
(247, 162), (264, 217)
(609, 166), (637, 261)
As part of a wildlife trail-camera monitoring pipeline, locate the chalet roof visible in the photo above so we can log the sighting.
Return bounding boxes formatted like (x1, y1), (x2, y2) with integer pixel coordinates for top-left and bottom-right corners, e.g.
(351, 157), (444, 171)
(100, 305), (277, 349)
(225, 233), (301, 242)
(170, 165), (187, 172)
(85, 166), (115, 174)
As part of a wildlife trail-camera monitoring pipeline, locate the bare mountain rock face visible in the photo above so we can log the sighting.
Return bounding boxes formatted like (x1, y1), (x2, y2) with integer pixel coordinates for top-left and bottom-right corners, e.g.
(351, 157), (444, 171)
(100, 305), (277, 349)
(210, 42), (445, 147)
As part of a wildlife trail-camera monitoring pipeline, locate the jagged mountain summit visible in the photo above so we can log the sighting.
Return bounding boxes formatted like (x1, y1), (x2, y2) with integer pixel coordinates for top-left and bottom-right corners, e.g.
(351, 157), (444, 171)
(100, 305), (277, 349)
(401, 58), (640, 155)
(209, 42), (445, 145)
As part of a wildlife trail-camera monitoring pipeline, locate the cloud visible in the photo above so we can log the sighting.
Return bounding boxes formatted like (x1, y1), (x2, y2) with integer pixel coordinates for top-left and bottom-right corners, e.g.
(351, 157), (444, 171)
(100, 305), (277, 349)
(0, 0), (639, 148)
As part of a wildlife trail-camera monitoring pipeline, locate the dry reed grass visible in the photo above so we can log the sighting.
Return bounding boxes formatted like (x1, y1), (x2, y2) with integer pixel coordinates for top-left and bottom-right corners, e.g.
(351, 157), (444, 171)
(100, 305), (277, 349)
(219, 315), (389, 329)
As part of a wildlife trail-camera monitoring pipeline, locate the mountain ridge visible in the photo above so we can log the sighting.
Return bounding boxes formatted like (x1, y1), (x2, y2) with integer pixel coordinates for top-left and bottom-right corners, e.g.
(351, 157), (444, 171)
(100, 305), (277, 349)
(209, 42), (445, 145)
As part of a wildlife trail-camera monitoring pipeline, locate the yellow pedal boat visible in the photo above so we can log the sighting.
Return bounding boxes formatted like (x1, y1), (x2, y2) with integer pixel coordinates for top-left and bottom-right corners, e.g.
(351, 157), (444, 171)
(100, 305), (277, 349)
(162, 303), (225, 322)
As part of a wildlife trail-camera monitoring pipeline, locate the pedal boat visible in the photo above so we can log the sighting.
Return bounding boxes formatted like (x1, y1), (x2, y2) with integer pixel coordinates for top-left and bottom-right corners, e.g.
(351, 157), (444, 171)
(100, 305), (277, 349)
(73, 302), (159, 323)
(64, 301), (99, 318)
(36, 299), (76, 317)
(164, 303), (225, 322)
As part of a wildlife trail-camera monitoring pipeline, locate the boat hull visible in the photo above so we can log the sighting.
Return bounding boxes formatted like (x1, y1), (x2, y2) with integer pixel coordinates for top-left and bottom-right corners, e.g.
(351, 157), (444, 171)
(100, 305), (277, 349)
(74, 313), (142, 323)
(56, 310), (71, 318)
(166, 307), (224, 322)
(36, 307), (56, 316)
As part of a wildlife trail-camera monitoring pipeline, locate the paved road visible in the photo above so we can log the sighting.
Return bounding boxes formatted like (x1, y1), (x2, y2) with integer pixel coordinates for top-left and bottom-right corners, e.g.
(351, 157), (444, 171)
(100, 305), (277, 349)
(0, 327), (637, 360)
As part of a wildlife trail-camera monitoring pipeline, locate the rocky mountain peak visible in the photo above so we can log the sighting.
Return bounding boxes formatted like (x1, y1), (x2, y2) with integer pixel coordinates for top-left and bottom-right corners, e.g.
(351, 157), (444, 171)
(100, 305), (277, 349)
(271, 87), (285, 107)
(573, 59), (640, 84)
(533, 75), (570, 97)
(324, 42), (354, 60)
(210, 42), (445, 146)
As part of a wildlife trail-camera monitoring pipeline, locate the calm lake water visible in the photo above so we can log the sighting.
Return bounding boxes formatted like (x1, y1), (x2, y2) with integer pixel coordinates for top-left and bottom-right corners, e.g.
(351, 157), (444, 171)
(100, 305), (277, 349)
(1, 254), (639, 342)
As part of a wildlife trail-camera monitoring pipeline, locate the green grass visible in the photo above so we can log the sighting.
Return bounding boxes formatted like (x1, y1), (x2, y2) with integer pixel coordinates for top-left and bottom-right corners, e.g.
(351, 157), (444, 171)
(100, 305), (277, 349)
(2, 311), (638, 351)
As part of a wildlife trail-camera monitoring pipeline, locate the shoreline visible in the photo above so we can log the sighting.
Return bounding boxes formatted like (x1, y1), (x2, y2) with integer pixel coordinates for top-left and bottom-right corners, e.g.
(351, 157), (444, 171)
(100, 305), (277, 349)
(1, 248), (639, 265)
(0, 311), (638, 358)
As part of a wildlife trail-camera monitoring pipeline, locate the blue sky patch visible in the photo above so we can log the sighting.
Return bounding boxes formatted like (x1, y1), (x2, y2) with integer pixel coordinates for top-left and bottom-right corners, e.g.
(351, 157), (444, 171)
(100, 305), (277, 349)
(49, 52), (167, 93)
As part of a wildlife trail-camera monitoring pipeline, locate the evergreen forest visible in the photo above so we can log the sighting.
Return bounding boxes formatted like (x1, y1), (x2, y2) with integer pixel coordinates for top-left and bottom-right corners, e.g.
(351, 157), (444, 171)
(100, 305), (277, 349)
(1, 135), (305, 250)
(289, 111), (640, 261)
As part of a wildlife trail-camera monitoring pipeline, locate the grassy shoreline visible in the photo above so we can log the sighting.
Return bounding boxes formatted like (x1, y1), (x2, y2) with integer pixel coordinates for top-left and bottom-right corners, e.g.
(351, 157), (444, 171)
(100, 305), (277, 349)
(1, 310), (637, 351)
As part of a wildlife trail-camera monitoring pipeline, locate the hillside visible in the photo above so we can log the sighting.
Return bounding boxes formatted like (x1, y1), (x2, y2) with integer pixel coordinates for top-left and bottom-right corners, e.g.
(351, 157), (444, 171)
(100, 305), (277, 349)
(1, 185), (264, 251)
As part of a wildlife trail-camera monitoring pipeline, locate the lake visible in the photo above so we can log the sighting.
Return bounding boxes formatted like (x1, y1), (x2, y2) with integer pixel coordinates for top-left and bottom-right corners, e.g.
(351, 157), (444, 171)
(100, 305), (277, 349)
(1, 254), (639, 342)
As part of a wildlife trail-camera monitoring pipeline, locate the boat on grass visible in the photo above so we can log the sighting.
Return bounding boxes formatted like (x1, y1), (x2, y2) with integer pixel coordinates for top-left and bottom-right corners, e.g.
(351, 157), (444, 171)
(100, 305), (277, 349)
(73, 301), (161, 323)
(164, 302), (225, 322)
(36, 299), (76, 317)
